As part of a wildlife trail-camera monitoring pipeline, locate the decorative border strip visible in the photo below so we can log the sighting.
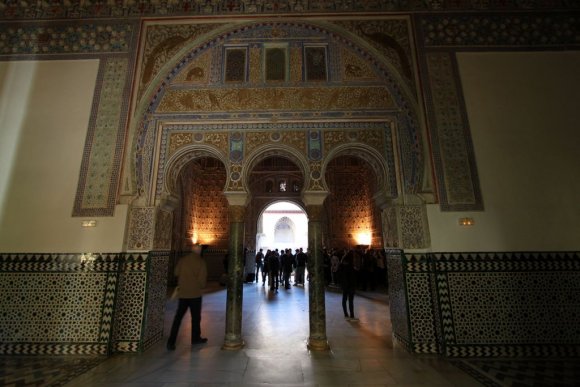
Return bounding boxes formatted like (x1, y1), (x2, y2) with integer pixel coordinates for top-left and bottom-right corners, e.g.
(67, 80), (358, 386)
(1, 1), (578, 21)
(421, 51), (483, 211)
(445, 345), (580, 358)
(0, 343), (109, 356)
(418, 12), (580, 49)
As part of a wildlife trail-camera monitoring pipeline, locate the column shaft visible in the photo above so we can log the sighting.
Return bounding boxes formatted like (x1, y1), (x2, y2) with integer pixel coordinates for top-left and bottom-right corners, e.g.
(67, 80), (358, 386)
(222, 205), (245, 350)
(306, 204), (330, 351)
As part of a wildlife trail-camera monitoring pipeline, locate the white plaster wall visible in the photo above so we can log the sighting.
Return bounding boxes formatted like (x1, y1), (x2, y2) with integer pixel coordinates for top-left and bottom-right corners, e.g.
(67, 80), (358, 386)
(0, 60), (128, 253)
(427, 51), (580, 252)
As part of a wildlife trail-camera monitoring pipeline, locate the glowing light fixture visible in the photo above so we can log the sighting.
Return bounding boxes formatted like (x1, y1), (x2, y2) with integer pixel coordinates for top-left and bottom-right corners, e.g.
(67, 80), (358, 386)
(458, 217), (475, 226)
(355, 232), (372, 246)
(81, 220), (97, 228)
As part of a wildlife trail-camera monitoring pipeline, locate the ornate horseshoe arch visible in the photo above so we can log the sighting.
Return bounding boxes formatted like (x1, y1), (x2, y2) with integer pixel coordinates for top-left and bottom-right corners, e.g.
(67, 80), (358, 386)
(243, 144), (311, 194)
(162, 144), (229, 201)
(322, 143), (393, 197)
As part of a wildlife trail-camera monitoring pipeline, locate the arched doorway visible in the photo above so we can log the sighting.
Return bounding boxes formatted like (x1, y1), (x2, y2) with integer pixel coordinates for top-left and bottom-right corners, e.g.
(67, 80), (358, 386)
(256, 201), (308, 253)
(324, 154), (383, 250)
(244, 155), (306, 251)
(168, 156), (229, 282)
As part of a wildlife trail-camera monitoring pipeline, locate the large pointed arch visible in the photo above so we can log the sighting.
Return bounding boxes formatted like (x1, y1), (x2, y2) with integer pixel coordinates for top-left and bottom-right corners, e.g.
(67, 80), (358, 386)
(124, 18), (429, 202)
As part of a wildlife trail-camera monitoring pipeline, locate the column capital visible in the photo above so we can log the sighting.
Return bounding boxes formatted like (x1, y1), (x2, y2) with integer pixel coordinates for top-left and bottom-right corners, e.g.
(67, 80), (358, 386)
(223, 191), (249, 206)
(301, 190), (328, 206)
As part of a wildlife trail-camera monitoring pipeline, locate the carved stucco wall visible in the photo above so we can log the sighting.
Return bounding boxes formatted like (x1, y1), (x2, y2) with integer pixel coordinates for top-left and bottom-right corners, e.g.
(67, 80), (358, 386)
(2, 10), (575, 251)
(129, 19), (424, 203)
(126, 18), (432, 249)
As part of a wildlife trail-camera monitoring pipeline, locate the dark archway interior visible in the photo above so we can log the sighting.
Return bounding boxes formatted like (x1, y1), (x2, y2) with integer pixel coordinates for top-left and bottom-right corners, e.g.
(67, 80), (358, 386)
(324, 155), (382, 249)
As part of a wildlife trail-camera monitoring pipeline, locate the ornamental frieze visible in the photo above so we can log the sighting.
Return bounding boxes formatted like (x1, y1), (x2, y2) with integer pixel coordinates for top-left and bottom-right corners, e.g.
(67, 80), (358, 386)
(324, 129), (385, 155)
(167, 131), (228, 157)
(156, 86), (395, 113)
(419, 13), (580, 48)
(2, 1), (577, 21)
(245, 131), (307, 156)
(0, 20), (136, 57)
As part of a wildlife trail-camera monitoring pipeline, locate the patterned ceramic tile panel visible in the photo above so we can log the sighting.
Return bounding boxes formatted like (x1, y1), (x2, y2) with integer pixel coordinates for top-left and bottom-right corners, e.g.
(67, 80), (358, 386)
(398, 205), (430, 249)
(127, 207), (156, 251)
(390, 251), (580, 356)
(0, 253), (120, 355)
(404, 254), (438, 354)
(386, 250), (410, 344)
(432, 252), (580, 357)
(142, 252), (170, 351)
(0, 252), (168, 355)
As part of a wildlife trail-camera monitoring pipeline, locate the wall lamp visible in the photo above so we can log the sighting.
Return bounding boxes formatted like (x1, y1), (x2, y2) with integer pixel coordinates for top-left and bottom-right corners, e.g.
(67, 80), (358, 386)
(458, 217), (475, 226)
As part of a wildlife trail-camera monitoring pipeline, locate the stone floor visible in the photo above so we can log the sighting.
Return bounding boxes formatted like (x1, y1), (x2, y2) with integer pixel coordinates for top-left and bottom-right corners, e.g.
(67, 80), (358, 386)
(2, 279), (578, 386)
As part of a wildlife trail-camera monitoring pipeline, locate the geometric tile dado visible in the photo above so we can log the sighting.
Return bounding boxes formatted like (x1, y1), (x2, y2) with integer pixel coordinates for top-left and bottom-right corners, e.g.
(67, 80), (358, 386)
(388, 251), (580, 357)
(0, 252), (167, 356)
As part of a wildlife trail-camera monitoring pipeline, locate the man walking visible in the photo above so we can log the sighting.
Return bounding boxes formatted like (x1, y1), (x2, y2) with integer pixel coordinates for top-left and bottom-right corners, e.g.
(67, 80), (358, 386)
(167, 239), (208, 350)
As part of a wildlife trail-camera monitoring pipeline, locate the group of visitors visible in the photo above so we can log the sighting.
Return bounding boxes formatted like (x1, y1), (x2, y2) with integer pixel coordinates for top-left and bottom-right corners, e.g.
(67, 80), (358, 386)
(167, 241), (390, 350)
(254, 247), (309, 291)
(326, 247), (388, 291)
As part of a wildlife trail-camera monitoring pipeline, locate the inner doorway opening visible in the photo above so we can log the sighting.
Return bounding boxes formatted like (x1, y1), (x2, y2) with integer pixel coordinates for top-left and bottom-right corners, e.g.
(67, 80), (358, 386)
(256, 201), (308, 253)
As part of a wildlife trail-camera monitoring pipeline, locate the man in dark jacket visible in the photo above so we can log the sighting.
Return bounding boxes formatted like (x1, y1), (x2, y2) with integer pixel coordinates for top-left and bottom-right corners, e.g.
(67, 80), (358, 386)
(167, 240), (208, 350)
(268, 251), (280, 292)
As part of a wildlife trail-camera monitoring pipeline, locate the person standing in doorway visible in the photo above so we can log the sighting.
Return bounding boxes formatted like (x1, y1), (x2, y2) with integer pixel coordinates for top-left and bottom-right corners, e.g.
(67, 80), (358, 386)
(255, 248), (264, 284)
(167, 239), (208, 350)
(294, 248), (308, 286)
(281, 248), (295, 289)
(340, 250), (359, 322)
(268, 250), (280, 292)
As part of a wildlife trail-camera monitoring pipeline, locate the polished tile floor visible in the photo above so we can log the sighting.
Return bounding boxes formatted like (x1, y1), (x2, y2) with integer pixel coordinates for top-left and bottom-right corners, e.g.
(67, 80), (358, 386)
(62, 280), (482, 387)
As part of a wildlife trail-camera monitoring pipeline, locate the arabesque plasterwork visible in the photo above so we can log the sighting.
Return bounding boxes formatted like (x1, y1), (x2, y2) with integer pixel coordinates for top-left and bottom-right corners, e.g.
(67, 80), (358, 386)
(156, 86), (396, 113)
(138, 23), (225, 99)
(245, 131), (307, 156)
(324, 129), (385, 155)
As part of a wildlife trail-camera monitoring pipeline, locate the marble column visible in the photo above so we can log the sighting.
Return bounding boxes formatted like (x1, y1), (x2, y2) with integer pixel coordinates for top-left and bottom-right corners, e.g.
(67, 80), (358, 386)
(303, 191), (330, 351)
(222, 193), (247, 350)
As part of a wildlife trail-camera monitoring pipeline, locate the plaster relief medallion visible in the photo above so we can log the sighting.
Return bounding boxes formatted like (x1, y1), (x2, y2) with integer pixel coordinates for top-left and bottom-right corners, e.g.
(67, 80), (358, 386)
(194, 133), (204, 142)
(270, 132), (281, 142)
(347, 131), (358, 141)
(231, 171), (240, 181)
